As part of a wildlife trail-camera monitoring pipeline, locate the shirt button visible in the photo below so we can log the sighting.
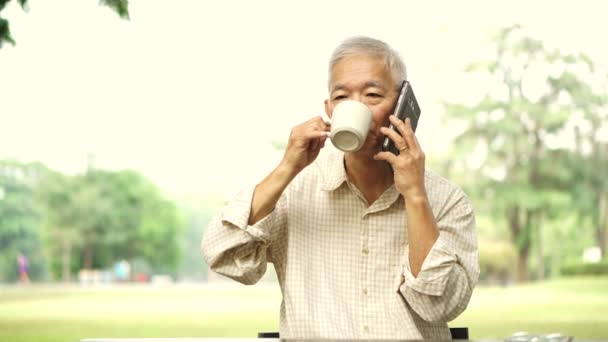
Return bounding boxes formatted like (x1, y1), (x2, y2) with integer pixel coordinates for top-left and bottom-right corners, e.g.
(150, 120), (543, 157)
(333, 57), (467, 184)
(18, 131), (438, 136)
(362, 288), (368, 295)
(362, 248), (369, 255)
(363, 325), (369, 332)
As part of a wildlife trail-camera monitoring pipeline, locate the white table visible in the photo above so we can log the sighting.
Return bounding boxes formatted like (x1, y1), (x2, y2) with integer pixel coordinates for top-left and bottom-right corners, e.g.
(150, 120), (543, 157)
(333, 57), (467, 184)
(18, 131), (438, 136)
(81, 339), (279, 342)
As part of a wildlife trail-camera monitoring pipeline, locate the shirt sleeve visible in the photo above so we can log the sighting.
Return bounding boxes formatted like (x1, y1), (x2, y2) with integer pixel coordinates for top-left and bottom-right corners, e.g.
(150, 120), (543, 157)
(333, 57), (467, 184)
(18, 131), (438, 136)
(201, 183), (288, 285)
(397, 188), (479, 323)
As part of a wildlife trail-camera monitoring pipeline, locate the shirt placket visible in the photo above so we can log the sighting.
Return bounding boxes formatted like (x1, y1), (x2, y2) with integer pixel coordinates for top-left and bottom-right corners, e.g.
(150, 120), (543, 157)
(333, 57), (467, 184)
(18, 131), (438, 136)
(347, 181), (399, 337)
(360, 209), (372, 337)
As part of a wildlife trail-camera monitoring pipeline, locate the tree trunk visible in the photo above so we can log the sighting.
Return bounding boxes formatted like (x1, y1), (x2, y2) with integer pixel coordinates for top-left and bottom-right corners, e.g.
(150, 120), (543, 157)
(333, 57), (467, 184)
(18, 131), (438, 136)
(599, 228), (607, 259)
(530, 130), (543, 280)
(536, 213), (544, 280)
(508, 205), (530, 282)
(516, 225), (531, 283)
(516, 248), (530, 282)
(597, 192), (607, 258)
(84, 242), (94, 270)
(61, 239), (71, 282)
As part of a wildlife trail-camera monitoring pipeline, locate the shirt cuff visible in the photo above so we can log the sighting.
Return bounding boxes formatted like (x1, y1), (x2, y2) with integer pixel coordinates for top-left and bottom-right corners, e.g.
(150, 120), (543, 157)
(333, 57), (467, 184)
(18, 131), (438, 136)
(220, 184), (274, 243)
(401, 236), (457, 296)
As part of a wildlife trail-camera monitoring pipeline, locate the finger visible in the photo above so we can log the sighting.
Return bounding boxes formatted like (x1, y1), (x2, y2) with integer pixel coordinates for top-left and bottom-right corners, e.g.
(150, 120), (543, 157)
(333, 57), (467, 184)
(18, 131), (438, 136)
(373, 151), (399, 165)
(322, 121), (331, 132)
(302, 130), (331, 139)
(307, 115), (324, 124)
(311, 116), (331, 131)
(306, 131), (330, 151)
(389, 115), (408, 136)
(309, 138), (319, 151)
(318, 136), (325, 149)
(389, 116), (419, 152)
(313, 135), (329, 151)
(379, 125), (407, 149)
(405, 118), (422, 150)
(402, 118), (421, 151)
(309, 122), (330, 136)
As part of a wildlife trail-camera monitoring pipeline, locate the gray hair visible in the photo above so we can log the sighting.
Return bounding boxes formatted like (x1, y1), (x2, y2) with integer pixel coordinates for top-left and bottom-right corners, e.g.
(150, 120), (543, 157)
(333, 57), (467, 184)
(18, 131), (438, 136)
(328, 36), (407, 90)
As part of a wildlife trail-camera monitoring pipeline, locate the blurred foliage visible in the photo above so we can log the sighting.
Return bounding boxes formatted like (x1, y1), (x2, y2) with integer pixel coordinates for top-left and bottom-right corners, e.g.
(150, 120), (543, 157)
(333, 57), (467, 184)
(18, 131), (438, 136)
(177, 196), (226, 281)
(0, 159), (184, 282)
(0, 0), (129, 48)
(0, 160), (47, 281)
(38, 167), (183, 280)
(444, 25), (608, 282)
(561, 260), (608, 276)
(99, 0), (129, 19)
(478, 239), (517, 284)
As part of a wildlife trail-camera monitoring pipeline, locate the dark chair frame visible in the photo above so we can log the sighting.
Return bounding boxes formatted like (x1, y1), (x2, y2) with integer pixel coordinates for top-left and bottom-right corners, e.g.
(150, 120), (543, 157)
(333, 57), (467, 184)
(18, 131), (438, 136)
(258, 327), (469, 340)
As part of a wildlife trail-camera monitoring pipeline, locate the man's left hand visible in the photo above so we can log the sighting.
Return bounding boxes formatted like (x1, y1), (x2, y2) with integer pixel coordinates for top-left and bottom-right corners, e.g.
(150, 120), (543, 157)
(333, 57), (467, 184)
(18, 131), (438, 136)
(374, 115), (427, 200)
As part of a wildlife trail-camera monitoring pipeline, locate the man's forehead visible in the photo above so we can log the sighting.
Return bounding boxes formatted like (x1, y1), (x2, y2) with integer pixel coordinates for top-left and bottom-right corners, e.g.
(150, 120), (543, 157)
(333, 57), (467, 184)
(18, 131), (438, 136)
(329, 55), (394, 92)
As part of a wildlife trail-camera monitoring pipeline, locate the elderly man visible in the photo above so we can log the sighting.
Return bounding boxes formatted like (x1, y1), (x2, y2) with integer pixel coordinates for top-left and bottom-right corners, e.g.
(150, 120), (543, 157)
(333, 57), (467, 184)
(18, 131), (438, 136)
(202, 36), (479, 339)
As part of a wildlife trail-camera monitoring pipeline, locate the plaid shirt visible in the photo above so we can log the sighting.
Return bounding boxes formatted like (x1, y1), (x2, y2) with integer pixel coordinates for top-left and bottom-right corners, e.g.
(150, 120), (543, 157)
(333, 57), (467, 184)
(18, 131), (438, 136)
(202, 151), (479, 339)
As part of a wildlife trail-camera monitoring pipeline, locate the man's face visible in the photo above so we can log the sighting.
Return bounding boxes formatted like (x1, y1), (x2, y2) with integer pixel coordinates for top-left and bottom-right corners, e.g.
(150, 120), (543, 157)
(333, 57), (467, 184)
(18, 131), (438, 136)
(325, 54), (399, 154)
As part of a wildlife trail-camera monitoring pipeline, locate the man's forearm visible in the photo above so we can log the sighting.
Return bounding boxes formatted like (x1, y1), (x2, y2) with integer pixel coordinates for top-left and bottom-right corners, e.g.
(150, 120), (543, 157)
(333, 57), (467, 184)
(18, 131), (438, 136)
(248, 162), (298, 225)
(405, 194), (439, 277)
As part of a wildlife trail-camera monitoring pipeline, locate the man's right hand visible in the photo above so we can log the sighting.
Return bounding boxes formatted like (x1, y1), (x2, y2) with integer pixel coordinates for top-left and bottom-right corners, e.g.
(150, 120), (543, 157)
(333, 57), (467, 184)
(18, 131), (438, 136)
(280, 116), (331, 176)
(248, 116), (330, 225)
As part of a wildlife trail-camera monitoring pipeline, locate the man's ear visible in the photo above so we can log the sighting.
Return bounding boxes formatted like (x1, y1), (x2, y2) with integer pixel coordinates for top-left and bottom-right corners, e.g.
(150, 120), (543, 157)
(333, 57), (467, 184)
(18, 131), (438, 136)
(324, 99), (331, 118)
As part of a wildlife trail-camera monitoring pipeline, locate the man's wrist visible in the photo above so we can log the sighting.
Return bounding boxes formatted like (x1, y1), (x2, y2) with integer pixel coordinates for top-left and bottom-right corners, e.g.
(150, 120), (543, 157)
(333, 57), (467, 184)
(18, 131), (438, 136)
(274, 161), (299, 187)
(403, 189), (429, 206)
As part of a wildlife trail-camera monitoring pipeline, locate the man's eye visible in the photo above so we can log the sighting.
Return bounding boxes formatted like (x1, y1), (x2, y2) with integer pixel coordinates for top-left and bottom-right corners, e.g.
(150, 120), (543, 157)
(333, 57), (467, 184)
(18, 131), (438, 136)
(367, 93), (382, 98)
(334, 95), (347, 100)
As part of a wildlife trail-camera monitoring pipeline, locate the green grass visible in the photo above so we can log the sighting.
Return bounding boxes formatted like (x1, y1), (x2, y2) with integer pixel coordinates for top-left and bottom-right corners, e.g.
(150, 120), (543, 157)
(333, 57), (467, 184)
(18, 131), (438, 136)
(452, 277), (608, 339)
(1, 277), (607, 342)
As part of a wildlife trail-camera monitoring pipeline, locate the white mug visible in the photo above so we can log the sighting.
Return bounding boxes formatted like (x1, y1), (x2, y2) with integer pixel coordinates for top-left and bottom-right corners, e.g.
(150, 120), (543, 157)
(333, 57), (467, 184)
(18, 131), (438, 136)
(329, 100), (373, 152)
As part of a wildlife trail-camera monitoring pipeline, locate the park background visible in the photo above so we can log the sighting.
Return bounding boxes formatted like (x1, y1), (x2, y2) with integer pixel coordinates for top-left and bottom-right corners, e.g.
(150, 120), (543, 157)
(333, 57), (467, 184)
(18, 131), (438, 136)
(1, 0), (607, 341)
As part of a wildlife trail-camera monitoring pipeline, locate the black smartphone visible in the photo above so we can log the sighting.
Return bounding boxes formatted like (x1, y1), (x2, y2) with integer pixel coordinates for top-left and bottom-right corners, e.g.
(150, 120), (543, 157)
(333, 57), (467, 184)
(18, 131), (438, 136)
(381, 80), (421, 155)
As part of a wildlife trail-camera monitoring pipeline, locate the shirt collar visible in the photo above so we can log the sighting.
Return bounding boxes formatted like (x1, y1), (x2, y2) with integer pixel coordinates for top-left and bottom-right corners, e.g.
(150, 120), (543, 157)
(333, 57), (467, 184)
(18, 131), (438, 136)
(319, 151), (402, 212)
(320, 152), (348, 191)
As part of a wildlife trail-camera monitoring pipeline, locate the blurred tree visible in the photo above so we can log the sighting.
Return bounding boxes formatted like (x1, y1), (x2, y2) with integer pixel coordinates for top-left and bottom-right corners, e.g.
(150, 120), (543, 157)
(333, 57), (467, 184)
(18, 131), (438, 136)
(565, 72), (608, 258)
(177, 196), (226, 281)
(130, 171), (183, 275)
(0, 0), (129, 48)
(1, 157), (182, 282)
(478, 238), (516, 284)
(37, 170), (85, 281)
(0, 160), (48, 282)
(443, 25), (594, 281)
(38, 166), (183, 280)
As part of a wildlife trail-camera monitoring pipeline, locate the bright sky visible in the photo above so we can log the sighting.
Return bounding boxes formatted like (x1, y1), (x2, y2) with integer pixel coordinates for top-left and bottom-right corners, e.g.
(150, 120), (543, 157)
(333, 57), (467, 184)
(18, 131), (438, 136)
(1, 0), (607, 199)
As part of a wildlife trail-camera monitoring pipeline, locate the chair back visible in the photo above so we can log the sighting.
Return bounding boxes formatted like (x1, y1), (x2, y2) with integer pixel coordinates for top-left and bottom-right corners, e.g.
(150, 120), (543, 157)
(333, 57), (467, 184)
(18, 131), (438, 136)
(450, 327), (469, 340)
(258, 327), (469, 340)
(257, 332), (280, 338)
